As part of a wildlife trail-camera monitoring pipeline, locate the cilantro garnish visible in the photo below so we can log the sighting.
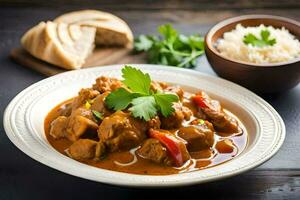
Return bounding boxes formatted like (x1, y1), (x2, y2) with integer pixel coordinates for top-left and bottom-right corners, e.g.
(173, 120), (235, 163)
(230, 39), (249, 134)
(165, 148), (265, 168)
(105, 88), (140, 110)
(134, 24), (205, 68)
(104, 66), (179, 121)
(153, 93), (178, 117)
(243, 29), (276, 47)
(129, 96), (157, 121)
(121, 66), (151, 95)
(92, 110), (103, 121)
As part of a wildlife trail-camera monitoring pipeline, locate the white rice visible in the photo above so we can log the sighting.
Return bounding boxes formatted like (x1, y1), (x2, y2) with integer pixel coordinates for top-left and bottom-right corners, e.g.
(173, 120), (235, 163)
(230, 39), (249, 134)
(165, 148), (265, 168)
(216, 24), (300, 64)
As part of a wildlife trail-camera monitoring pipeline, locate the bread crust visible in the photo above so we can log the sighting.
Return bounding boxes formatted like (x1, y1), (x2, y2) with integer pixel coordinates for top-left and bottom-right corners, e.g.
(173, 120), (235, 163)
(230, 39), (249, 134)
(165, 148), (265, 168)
(54, 10), (133, 48)
(21, 21), (96, 69)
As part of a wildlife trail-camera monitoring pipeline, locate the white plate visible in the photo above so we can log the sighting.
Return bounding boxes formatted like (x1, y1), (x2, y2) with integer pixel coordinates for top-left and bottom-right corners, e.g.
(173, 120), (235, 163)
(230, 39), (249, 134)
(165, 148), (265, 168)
(3, 64), (285, 187)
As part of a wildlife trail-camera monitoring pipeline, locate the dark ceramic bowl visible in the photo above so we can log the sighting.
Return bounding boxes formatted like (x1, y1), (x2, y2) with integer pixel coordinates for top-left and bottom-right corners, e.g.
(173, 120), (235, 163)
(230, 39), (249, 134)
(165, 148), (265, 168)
(205, 15), (300, 93)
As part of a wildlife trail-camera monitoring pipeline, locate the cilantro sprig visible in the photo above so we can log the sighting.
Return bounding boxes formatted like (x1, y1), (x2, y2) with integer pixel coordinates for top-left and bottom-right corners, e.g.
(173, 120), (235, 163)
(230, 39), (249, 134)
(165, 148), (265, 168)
(121, 66), (151, 95)
(134, 24), (205, 68)
(92, 110), (103, 121)
(243, 29), (276, 47)
(129, 96), (157, 120)
(105, 66), (179, 121)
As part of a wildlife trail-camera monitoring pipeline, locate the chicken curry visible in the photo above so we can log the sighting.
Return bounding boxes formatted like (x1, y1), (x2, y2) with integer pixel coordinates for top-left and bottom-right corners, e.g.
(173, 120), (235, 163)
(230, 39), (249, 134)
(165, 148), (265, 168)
(45, 66), (247, 175)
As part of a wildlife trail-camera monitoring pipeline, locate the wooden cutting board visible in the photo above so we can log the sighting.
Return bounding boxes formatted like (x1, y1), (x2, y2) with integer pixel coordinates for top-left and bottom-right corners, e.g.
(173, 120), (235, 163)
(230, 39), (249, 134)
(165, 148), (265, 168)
(10, 48), (147, 76)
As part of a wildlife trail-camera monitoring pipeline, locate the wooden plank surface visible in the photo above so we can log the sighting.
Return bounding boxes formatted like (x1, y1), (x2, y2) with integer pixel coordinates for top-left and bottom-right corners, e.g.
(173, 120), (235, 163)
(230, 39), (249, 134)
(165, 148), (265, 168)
(1, 0), (300, 10)
(10, 48), (146, 76)
(1, 167), (300, 199)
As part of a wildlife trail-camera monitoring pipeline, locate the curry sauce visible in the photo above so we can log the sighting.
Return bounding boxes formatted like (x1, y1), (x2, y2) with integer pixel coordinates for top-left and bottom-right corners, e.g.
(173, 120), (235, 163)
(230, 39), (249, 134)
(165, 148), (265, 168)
(45, 97), (247, 175)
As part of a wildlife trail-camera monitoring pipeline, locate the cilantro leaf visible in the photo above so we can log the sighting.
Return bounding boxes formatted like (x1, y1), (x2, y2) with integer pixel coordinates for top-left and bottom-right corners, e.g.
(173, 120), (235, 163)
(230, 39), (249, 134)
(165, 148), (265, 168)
(154, 93), (178, 117)
(134, 35), (154, 51)
(261, 29), (270, 41)
(243, 29), (276, 47)
(104, 66), (180, 121)
(267, 38), (276, 46)
(129, 96), (157, 121)
(188, 35), (205, 50)
(158, 24), (178, 43)
(134, 24), (205, 68)
(92, 110), (103, 120)
(122, 66), (151, 95)
(105, 88), (139, 110)
(243, 33), (257, 45)
(243, 33), (264, 47)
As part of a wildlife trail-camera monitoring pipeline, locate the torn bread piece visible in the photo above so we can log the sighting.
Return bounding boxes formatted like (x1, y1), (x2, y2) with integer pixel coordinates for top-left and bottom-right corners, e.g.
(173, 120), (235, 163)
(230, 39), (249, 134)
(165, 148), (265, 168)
(21, 21), (96, 69)
(54, 10), (133, 48)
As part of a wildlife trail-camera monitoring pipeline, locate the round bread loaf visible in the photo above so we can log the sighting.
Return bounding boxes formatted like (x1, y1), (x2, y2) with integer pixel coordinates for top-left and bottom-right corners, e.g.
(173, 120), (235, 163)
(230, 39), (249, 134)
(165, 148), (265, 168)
(21, 21), (96, 69)
(54, 10), (133, 48)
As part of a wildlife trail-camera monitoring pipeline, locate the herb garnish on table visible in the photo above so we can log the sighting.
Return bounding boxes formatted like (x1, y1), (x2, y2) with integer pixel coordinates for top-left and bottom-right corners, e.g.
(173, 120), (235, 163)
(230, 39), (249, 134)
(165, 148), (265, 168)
(134, 24), (205, 68)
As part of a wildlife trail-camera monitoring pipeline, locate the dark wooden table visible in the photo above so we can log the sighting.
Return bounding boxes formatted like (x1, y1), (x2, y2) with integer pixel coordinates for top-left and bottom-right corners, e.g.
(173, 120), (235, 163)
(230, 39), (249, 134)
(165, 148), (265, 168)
(0, 1), (300, 199)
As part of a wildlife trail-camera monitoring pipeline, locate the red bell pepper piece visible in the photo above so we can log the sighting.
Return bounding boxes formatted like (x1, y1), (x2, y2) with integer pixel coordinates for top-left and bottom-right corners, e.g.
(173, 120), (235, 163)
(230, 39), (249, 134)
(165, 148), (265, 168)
(192, 94), (210, 108)
(149, 129), (184, 167)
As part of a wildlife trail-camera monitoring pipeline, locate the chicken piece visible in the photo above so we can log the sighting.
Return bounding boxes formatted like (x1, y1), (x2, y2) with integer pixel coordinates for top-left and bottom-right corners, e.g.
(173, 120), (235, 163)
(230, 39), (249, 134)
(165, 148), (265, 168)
(69, 107), (95, 122)
(90, 92), (111, 116)
(178, 120), (215, 152)
(98, 111), (146, 152)
(148, 129), (190, 166)
(183, 98), (200, 117)
(147, 116), (161, 130)
(193, 92), (239, 133)
(160, 103), (192, 129)
(164, 86), (184, 101)
(95, 142), (106, 159)
(66, 115), (98, 141)
(66, 115), (98, 142)
(50, 116), (68, 139)
(212, 113), (239, 134)
(92, 76), (124, 93)
(215, 139), (235, 154)
(150, 82), (184, 101)
(150, 81), (168, 92)
(137, 138), (173, 166)
(57, 102), (72, 117)
(72, 88), (99, 111)
(67, 139), (97, 160)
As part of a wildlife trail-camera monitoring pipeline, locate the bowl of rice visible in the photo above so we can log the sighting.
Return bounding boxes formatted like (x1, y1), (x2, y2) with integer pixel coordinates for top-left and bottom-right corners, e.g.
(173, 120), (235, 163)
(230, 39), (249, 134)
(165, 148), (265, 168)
(205, 15), (300, 93)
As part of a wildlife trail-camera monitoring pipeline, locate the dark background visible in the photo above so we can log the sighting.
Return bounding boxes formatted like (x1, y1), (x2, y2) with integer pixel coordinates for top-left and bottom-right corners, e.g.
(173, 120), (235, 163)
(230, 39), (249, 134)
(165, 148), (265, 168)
(0, 0), (300, 199)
